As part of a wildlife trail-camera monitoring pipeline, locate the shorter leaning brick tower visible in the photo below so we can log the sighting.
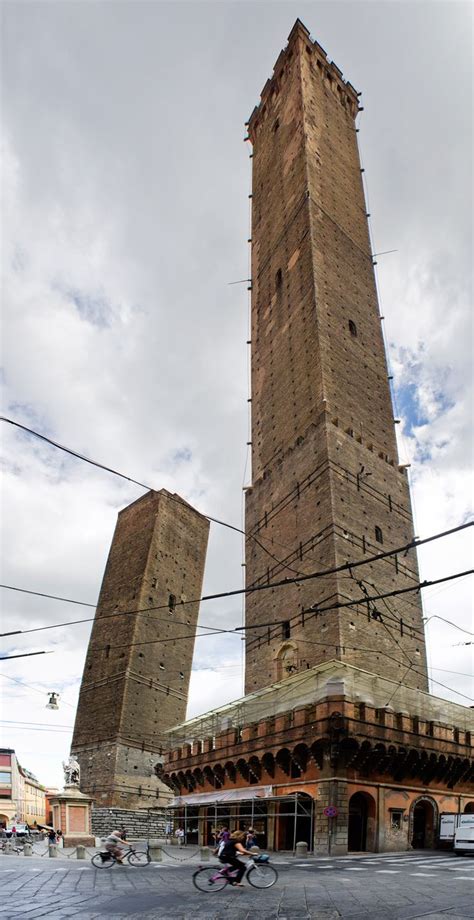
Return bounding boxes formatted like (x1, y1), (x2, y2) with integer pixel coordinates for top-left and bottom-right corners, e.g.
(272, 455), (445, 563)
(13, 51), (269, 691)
(71, 489), (209, 808)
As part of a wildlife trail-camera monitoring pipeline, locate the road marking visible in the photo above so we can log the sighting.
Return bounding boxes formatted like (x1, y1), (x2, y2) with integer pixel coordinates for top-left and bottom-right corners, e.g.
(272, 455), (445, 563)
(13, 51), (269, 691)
(315, 865), (335, 869)
(410, 873), (436, 877)
(345, 867), (368, 871)
(376, 870), (400, 874)
(447, 866), (474, 871)
(456, 877), (474, 880)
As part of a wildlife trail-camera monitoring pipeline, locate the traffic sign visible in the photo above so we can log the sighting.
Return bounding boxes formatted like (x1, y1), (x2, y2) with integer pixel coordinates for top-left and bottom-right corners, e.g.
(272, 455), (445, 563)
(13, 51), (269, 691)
(323, 805), (338, 818)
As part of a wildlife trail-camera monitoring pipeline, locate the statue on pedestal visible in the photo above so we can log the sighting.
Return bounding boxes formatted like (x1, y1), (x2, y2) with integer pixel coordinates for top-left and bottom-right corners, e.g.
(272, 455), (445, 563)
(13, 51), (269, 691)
(62, 756), (80, 787)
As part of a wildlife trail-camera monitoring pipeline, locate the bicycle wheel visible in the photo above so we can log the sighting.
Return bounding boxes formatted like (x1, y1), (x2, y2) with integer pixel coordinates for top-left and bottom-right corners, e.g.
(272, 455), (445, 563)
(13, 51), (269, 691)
(247, 863), (278, 888)
(91, 852), (115, 869)
(192, 866), (229, 892)
(127, 849), (151, 867)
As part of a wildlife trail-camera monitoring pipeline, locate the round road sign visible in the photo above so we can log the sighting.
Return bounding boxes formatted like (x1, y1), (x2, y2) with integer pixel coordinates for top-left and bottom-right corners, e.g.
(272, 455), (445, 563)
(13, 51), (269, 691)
(323, 805), (338, 818)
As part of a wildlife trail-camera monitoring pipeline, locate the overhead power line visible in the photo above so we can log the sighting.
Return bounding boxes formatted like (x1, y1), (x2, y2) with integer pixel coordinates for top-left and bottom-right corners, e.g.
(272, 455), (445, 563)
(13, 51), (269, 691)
(0, 415), (312, 577)
(0, 672), (76, 707)
(84, 568), (472, 656)
(1, 521), (472, 639)
(0, 651), (52, 661)
(423, 614), (474, 636)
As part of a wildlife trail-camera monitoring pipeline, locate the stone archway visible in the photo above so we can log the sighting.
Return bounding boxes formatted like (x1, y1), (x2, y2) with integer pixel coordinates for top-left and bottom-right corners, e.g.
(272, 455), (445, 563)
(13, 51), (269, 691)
(464, 802), (474, 814)
(348, 791), (376, 851)
(410, 796), (438, 849)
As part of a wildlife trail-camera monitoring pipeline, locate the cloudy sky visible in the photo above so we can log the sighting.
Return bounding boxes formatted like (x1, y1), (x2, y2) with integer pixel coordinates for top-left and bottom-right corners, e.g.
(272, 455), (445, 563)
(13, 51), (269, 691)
(1, 0), (472, 789)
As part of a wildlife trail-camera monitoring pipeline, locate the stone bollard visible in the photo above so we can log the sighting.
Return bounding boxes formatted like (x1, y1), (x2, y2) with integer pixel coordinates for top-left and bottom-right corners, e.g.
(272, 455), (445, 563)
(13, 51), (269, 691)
(148, 838), (162, 862)
(23, 843), (32, 857)
(76, 846), (86, 860)
(295, 841), (308, 858)
(200, 846), (210, 861)
(48, 844), (58, 858)
(3, 841), (13, 854)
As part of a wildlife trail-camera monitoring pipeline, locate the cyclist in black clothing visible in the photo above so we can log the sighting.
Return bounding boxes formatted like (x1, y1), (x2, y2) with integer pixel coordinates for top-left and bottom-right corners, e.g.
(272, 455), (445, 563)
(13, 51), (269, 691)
(218, 830), (253, 886)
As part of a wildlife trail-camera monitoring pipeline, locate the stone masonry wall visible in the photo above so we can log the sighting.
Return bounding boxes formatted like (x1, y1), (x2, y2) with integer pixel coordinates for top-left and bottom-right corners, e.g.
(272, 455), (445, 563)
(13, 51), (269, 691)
(244, 20), (428, 693)
(91, 807), (167, 840)
(72, 489), (209, 808)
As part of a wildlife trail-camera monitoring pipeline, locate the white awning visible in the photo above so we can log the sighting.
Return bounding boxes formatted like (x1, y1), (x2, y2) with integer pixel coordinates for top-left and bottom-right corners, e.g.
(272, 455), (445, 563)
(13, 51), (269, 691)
(169, 785), (273, 807)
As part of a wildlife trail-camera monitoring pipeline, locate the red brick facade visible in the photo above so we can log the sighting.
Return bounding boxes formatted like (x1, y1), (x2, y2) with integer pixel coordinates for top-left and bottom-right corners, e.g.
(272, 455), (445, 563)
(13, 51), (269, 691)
(244, 19), (428, 693)
(72, 489), (209, 807)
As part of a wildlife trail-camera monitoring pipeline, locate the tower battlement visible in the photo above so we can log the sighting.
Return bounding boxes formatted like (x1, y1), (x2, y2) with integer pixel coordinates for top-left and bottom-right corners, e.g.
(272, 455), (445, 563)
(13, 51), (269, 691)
(248, 18), (360, 141)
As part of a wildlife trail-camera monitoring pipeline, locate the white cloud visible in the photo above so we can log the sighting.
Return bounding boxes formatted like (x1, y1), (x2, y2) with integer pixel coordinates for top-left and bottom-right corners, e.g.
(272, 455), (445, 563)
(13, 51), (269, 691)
(1, 2), (472, 788)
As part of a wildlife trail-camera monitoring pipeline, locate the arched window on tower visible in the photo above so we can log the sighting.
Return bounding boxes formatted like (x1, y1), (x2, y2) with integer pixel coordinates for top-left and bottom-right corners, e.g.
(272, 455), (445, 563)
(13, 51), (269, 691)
(348, 319), (358, 337)
(275, 641), (298, 682)
(375, 525), (383, 544)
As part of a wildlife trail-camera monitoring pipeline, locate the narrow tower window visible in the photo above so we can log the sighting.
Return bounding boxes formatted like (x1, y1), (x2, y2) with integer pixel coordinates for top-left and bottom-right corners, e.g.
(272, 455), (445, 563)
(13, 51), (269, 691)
(348, 319), (358, 337)
(168, 593), (176, 612)
(282, 620), (291, 639)
(275, 268), (283, 288)
(375, 526), (383, 544)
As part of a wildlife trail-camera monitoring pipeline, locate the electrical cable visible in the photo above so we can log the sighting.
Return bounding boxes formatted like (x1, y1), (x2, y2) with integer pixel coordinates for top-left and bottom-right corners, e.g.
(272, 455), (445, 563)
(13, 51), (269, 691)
(298, 639), (473, 702)
(423, 615), (474, 636)
(0, 415), (321, 579)
(1, 569), (471, 662)
(1, 520), (471, 639)
(0, 673), (76, 707)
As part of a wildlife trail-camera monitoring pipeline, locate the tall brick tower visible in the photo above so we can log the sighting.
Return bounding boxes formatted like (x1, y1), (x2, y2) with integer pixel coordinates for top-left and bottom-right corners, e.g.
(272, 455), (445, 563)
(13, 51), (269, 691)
(71, 489), (209, 808)
(244, 20), (428, 694)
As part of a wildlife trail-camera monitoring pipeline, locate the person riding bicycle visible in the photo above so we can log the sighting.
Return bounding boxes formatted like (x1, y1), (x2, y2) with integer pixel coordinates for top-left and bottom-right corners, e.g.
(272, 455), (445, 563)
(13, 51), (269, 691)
(104, 829), (126, 864)
(218, 829), (253, 886)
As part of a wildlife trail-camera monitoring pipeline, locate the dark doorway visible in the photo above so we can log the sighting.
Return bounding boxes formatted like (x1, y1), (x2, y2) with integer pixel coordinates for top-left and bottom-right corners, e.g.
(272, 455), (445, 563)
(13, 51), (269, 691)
(276, 794), (313, 850)
(412, 800), (435, 848)
(464, 803), (474, 814)
(348, 792), (368, 851)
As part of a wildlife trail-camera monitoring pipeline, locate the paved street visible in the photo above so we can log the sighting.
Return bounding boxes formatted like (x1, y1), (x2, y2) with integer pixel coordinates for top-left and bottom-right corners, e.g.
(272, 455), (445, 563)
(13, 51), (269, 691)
(1, 850), (473, 919)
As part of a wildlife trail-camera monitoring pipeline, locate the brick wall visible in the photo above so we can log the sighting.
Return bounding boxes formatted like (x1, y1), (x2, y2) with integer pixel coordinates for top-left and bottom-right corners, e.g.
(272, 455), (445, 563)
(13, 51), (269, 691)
(244, 20), (428, 693)
(71, 489), (209, 807)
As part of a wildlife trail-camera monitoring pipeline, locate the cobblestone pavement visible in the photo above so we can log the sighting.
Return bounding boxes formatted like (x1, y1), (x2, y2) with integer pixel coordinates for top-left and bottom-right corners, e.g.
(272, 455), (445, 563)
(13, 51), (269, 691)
(1, 850), (473, 919)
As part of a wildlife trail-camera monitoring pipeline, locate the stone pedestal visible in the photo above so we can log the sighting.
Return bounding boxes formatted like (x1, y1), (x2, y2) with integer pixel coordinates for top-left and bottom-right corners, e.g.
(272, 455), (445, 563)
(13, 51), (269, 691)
(49, 787), (95, 848)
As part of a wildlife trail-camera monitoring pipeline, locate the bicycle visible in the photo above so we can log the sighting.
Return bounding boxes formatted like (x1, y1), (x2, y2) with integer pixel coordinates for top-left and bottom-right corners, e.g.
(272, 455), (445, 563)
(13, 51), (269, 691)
(91, 844), (151, 868)
(192, 854), (278, 891)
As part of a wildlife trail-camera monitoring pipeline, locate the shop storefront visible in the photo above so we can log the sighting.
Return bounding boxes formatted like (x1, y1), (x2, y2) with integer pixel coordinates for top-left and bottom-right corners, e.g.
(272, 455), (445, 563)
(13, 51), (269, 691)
(168, 787), (314, 851)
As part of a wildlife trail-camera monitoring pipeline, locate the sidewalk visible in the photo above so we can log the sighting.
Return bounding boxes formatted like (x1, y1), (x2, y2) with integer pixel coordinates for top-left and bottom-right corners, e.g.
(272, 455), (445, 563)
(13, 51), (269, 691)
(0, 842), (422, 867)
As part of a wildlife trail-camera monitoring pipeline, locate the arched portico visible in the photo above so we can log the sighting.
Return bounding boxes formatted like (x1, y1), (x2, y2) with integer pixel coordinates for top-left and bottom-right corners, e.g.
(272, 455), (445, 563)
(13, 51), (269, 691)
(464, 802), (474, 814)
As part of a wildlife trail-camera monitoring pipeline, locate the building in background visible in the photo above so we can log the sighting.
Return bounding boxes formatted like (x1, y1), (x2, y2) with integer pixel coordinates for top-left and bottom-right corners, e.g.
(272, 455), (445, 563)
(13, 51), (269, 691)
(71, 489), (209, 818)
(22, 767), (47, 826)
(162, 20), (474, 853)
(0, 749), (46, 827)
